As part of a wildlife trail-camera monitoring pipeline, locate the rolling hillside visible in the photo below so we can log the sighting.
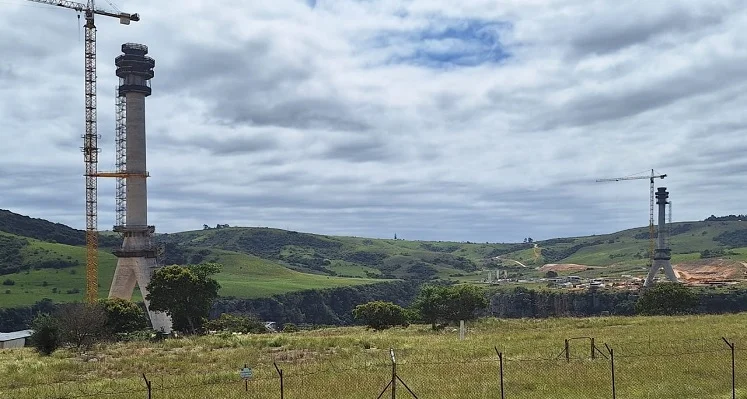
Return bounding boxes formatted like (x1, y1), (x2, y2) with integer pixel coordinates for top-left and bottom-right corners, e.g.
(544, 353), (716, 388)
(3, 209), (747, 308)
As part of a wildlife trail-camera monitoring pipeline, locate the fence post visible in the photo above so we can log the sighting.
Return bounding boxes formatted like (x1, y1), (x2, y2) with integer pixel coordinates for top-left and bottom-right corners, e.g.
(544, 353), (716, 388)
(391, 348), (397, 399)
(142, 373), (151, 399)
(495, 347), (505, 399)
(605, 344), (615, 399)
(274, 362), (284, 399)
(722, 337), (736, 399)
(565, 339), (570, 362)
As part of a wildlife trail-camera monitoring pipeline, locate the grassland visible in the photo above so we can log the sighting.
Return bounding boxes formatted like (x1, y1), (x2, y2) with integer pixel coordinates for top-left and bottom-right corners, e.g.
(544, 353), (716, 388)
(0, 235), (380, 308)
(6, 210), (747, 308)
(3, 313), (747, 398)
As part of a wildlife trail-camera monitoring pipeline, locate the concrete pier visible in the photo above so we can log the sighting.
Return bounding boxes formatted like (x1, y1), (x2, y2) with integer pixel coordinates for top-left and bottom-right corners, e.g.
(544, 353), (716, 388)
(644, 187), (678, 287)
(108, 43), (172, 333)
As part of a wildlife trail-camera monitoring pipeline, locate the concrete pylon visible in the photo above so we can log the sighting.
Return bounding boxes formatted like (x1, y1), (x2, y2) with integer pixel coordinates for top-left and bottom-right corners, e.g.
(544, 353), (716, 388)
(644, 187), (678, 287)
(108, 43), (172, 333)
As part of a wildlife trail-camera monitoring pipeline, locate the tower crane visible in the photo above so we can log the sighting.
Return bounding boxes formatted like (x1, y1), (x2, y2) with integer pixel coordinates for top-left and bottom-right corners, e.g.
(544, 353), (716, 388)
(596, 169), (667, 266)
(28, 0), (140, 303)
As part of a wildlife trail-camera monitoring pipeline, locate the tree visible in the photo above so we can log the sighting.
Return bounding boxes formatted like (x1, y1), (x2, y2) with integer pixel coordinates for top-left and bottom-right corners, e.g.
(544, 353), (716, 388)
(412, 284), (488, 329)
(99, 297), (147, 334)
(352, 301), (409, 330)
(411, 285), (450, 330)
(55, 302), (109, 350)
(444, 285), (488, 322)
(545, 270), (558, 278)
(636, 283), (698, 315)
(146, 263), (222, 334)
(29, 313), (60, 355)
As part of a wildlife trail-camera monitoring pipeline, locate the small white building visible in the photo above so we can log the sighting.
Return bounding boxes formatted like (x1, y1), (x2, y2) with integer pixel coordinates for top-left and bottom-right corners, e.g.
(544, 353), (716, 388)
(0, 330), (33, 349)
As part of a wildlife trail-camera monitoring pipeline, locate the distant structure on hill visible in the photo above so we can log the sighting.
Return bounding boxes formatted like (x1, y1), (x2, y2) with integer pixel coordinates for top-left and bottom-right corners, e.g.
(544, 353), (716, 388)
(644, 187), (678, 287)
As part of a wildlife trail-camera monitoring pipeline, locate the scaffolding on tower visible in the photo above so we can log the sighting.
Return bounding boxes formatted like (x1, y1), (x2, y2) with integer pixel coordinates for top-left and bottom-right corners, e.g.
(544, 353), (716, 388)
(115, 88), (127, 228)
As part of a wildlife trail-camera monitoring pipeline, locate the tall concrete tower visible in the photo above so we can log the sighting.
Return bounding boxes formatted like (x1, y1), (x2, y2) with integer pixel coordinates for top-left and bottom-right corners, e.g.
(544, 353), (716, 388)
(109, 43), (172, 333)
(644, 187), (678, 287)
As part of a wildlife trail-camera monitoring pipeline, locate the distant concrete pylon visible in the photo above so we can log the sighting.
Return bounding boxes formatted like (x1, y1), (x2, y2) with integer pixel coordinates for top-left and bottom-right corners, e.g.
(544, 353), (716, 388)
(107, 43), (172, 333)
(644, 187), (678, 287)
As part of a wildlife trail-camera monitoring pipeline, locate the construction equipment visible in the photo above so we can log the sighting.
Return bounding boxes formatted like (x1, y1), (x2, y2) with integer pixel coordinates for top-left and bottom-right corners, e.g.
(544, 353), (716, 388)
(596, 169), (667, 266)
(28, 0), (140, 303)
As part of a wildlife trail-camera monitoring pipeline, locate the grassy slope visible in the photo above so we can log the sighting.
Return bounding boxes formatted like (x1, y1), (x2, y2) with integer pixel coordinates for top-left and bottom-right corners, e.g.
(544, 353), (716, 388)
(4, 217), (747, 307)
(3, 313), (747, 398)
(0, 234), (379, 308)
(210, 250), (378, 298)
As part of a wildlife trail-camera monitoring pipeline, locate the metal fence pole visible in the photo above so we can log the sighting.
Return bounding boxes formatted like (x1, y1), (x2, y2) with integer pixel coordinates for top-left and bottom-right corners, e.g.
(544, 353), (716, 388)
(495, 347), (505, 399)
(723, 337), (736, 399)
(274, 362), (284, 399)
(605, 344), (615, 399)
(391, 348), (397, 399)
(142, 373), (151, 399)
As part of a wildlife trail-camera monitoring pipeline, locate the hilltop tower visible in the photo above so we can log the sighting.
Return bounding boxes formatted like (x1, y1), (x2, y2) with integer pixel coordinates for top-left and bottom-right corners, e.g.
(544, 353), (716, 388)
(108, 43), (172, 333)
(644, 187), (678, 287)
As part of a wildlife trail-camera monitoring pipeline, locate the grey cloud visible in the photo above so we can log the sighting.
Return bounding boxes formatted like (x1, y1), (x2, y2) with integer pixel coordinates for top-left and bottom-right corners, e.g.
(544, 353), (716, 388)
(155, 132), (280, 155)
(544, 60), (747, 128)
(159, 40), (371, 132)
(569, 4), (732, 56)
(320, 136), (396, 163)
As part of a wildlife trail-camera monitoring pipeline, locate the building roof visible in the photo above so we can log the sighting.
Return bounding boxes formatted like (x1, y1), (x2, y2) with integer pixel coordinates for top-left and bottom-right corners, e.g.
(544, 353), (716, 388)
(0, 330), (33, 342)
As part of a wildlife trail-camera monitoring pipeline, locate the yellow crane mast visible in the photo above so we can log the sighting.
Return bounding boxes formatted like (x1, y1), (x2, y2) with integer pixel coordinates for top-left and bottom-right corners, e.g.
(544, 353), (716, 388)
(596, 169), (667, 266)
(27, 0), (140, 303)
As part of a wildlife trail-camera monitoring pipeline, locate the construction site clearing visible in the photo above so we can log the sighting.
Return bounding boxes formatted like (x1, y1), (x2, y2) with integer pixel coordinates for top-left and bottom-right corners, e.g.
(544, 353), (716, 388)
(481, 259), (747, 290)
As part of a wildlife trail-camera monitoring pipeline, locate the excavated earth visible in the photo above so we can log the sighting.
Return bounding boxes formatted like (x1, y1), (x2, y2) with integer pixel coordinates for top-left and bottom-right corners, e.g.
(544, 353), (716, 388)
(673, 259), (747, 282)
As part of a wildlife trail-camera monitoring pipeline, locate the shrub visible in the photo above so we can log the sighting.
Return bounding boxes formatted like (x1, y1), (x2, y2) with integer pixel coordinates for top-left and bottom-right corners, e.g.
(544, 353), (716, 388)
(204, 313), (266, 334)
(636, 283), (698, 315)
(282, 323), (299, 333)
(30, 313), (61, 355)
(99, 297), (148, 334)
(2, 279), (15, 286)
(352, 301), (409, 331)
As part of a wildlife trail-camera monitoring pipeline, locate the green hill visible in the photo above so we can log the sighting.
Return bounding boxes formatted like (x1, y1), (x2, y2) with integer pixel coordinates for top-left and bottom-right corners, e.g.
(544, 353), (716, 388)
(3, 209), (747, 308)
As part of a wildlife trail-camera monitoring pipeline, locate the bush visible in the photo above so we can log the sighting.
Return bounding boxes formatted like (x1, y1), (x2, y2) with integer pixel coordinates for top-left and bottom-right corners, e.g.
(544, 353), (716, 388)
(204, 313), (267, 334)
(56, 303), (109, 350)
(282, 323), (299, 333)
(99, 298), (148, 334)
(2, 279), (15, 286)
(636, 283), (698, 315)
(30, 313), (61, 355)
(352, 301), (409, 331)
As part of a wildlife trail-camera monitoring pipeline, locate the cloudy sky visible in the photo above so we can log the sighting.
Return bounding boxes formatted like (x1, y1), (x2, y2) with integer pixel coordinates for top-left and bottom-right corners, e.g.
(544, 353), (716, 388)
(0, 0), (745, 242)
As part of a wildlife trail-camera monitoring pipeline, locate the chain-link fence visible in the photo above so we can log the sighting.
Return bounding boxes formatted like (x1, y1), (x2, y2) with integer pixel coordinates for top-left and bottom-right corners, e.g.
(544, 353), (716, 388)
(2, 337), (743, 398)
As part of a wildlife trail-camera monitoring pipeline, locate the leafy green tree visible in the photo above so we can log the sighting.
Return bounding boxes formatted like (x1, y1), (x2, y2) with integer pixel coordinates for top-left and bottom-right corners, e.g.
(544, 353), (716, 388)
(29, 313), (60, 355)
(411, 285), (449, 330)
(636, 283), (698, 315)
(444, 285), (488, 322)
(99, 297), (148, 334)
(204, 313), (266, 334)
(146, 263), (221, 334)
(412, 285), (488, 329)
(352, 301), (410, 330)
(282, 323), (299, 333)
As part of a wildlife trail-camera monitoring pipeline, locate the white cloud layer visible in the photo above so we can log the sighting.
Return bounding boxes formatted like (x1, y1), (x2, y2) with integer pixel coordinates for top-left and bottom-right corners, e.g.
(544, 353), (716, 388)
(1, 0), (746, 242)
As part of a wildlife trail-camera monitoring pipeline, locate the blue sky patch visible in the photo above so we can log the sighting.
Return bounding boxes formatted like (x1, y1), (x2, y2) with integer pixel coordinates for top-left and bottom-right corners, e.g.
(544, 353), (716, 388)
(367, 18), (513, 68)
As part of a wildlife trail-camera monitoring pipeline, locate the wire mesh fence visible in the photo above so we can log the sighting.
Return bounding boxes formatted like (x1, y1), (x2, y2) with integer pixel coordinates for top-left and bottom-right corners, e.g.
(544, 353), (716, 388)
(2, 337), (744, 398)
